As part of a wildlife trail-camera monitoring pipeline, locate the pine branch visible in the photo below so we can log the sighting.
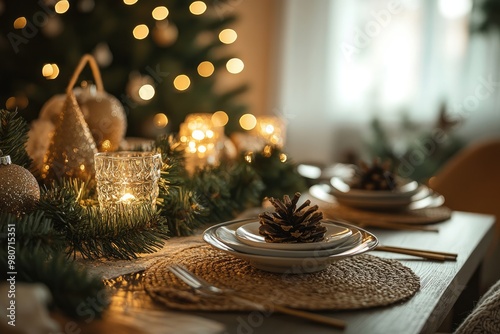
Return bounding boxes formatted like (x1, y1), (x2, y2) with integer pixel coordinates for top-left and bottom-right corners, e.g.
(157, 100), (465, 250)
(0, 251), (109, 319)
(244, 145), (307, 199)
(0, 211), (65, 258)
(0, 109), (33, 169)
(72, 205), (169, 260)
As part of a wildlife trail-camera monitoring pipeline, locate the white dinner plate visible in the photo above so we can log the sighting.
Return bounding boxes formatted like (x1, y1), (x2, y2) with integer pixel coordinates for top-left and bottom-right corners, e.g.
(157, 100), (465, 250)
(203, 219), (378, 273)
(235, 221), (352, 250)
(330, 176), (420, 200)
(215, 221), (362, 258)
(310, 183), (443, 211)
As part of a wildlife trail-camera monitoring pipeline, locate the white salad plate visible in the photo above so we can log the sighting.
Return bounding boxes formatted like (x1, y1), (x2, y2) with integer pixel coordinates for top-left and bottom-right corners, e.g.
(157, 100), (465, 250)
(330, 176), (421, 200)
(215, 221), (362, 258)
(203, 218), (378, 273)
(235, 221), (352, 250)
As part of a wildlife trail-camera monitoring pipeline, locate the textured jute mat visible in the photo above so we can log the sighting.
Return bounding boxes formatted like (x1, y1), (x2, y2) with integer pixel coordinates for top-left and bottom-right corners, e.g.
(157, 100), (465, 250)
(144, 245), (420, 312)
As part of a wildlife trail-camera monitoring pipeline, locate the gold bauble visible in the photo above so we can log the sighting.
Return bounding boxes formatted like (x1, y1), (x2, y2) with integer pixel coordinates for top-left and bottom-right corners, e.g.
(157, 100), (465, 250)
(0, 153), (40, 216)
(41, 93), (97, 182)
(78, 88), (127, 152)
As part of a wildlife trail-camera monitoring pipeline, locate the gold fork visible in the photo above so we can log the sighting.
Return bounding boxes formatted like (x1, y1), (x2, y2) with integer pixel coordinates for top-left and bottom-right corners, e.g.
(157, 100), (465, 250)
(168, 264), (347, 330)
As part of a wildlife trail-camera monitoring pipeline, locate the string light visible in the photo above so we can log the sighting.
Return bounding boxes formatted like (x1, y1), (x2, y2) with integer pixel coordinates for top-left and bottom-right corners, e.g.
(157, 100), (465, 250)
(219, 29), (237, 44)
(153, 113), (169, 128)
(197, 61), (214, 77)
(123, 0), (138, 5)
(173, 74), (191, 91)
(133, 24), (149, 39)
(152, 6), (169, 20)
(212, 111), (228, 127)
(239, 114), (257, 130)
(13, 17), (27, 29)
(189, 1), (207, 15)
(55, 0), (70, 14)
(138, 84), (155, 100)
(226, 58), (244, 74)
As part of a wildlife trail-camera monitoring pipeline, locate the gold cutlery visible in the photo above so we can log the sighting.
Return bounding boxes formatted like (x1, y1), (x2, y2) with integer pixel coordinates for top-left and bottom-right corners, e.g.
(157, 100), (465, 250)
(375, 245), (457, 261)
(168, 264), (347, 330)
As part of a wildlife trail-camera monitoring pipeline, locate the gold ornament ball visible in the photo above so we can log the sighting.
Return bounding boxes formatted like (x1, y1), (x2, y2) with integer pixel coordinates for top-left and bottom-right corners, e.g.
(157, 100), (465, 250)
(0, 163), (40, 216)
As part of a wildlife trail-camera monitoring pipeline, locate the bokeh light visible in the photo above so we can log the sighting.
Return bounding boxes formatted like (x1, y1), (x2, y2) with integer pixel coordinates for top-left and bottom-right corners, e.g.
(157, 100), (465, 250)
(123, 0), (138, 5)
(42, 64), (60, 79)
(133, 24), (149, 40)
(153, 113), (169, 128)
(152, 6), (169, 20)
(55, 0), (70, 14)
(197, 61), (215, 77)
(219, 29), (237, 44)
(13, 17), (27, 29)
(189, 1), (207, 15)
(226, 58), (244, 74)
(138, 84), (155, 100)
(239, 114), (257, 130)
(173, 74), (191, 91)
(212, 111), (229, 127)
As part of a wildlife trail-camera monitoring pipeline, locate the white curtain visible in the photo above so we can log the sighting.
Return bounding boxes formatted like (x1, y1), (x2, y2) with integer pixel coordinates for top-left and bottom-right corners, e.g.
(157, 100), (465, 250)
(273, 0), (498, 164)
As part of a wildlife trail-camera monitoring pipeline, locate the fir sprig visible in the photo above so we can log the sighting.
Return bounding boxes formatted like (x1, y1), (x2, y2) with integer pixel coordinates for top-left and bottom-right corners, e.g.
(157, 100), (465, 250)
(0, 211), (65, 258)
(0, 251), (109, 319)
(0, 109), (32, 169)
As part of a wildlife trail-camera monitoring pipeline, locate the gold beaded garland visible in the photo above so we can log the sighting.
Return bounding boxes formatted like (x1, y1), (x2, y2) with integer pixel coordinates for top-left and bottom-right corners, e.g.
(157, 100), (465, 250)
(0, 152), (40, 216)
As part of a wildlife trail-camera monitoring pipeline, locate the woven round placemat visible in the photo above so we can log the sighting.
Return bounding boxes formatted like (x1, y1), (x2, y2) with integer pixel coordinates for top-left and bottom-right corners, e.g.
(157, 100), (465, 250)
(144, 245), (420, 312)
(325, 205), (452, 225)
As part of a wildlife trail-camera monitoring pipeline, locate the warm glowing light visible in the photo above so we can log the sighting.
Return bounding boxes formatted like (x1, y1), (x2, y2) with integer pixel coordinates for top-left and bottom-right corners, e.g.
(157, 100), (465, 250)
(239, 114), (257, 130)
(13, 17), (27, 29)
(198, 145), (207, 153)
(133, 24), (149, 40)
(219, 29), (237, 44)
(264, 124), (275, 134)
(138, 84), (155, 100)
(173, 74), (191, 91)
(101, 140), (112, 151)
(197, 61), (214, 77)
(226, 58), (244, 74)
(279, 153), (288, 162)
(152, 6), (169, 20)
(79, 164), (86, 171)
(42, 64), (59, 79)
(123, 0), (138, 5)
(153, 113), (169, 128)
(189, 1), (207, 15)
(212, 111), (228, 127)
(244, 152), (253, 163)
(55, 0), (70, 14)
(119, 193), (136, 203)
(206, 130), (214, 139)
(192, 129), (205, 140)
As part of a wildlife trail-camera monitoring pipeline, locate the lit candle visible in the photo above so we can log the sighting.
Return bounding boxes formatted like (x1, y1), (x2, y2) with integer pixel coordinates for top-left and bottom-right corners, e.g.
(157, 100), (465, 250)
(94, 151), (162, 211)
(179, 113), (224, 174)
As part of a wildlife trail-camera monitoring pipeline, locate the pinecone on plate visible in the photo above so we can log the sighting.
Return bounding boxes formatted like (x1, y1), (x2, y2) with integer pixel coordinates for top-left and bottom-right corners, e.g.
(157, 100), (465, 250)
(350, 158), (397, 191)
(258, 192), (327, 243)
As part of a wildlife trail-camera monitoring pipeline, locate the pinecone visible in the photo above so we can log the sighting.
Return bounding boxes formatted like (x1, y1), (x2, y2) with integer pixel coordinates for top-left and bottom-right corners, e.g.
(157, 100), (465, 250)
(350, 158), (397, 191)
(258, 192), (326, 243)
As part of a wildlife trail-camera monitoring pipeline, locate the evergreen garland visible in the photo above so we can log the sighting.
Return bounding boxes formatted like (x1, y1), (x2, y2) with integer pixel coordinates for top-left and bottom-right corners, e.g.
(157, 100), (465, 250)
(0, 109), (307, 320)
(0, 109), (32, 169)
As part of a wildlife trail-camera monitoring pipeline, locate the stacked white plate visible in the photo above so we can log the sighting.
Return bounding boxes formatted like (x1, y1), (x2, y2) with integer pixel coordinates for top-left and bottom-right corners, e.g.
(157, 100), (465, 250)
(309, 176), (444, 211)
(203, 218), (378, 273)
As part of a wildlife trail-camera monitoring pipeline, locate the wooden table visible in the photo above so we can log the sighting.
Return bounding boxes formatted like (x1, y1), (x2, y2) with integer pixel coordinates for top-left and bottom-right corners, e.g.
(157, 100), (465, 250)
(73, 211), (495, 334)
(194, 211), (495, 334)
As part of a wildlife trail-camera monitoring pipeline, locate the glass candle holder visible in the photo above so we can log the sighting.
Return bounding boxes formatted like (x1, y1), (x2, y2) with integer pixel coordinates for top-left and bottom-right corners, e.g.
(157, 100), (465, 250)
(179, 113), (224, 174)
(94, 151), (162, 212)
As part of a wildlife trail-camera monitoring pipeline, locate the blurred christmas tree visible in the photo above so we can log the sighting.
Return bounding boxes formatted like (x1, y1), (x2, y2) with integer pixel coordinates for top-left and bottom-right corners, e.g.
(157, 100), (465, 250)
(0, 0), (247, 137)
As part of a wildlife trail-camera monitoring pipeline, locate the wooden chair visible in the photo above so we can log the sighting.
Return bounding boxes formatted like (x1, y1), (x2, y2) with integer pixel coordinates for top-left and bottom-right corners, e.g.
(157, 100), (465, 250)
(428, 138), (500, 290)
